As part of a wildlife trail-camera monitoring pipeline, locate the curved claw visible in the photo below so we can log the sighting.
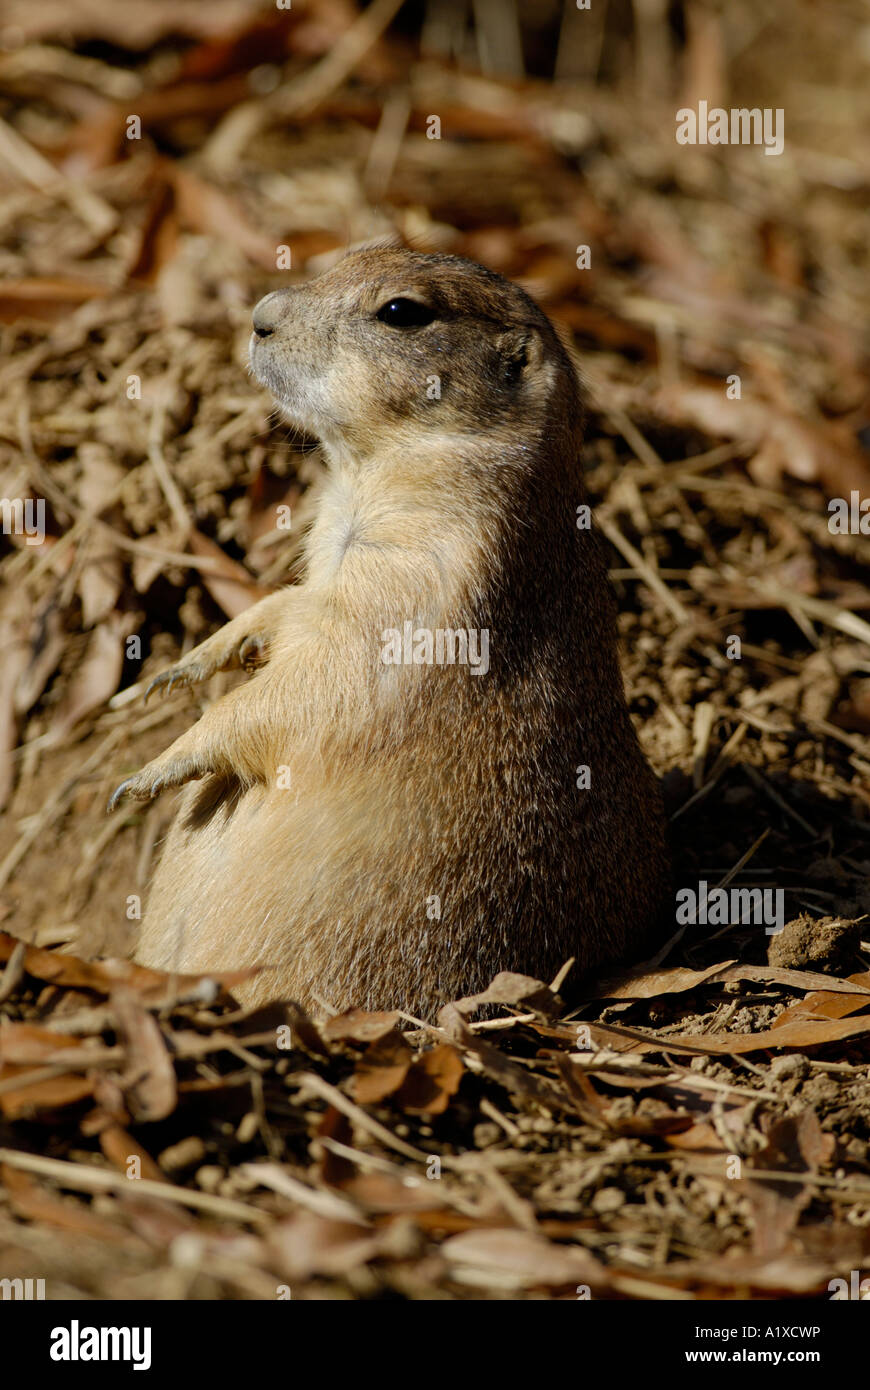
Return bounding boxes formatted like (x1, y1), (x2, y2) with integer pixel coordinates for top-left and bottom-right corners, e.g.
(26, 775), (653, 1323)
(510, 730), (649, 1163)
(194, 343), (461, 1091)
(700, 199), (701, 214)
(145, 670), (185, 703)
(239, 635), (266, 668)
(107, 772), (172, 812)
(108, 756), (206, 813)
(107, 778), (136, 813)
(142, 633), (268, 703)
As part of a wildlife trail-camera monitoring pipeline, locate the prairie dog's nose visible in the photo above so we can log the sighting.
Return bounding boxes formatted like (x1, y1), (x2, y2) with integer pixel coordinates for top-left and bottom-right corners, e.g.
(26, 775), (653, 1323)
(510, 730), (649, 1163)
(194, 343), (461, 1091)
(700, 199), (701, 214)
(252, 290), (290, 339)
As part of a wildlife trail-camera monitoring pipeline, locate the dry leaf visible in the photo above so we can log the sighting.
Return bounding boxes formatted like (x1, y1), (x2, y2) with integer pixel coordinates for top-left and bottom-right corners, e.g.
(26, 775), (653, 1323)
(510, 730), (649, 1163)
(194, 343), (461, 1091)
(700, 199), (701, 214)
(0, 931), (257, 1003)
(322, 1009), (403, 1043)
(605, 1016), (870, 1055)
(0, 277), (111, 323)
(772, 970), (870, 1027)
(445, 970), (559, 1017)
(0, 592), (32, 808)
(0, 1165), (141, 1244)
(188, 530), (273, 618)
(0, 1069), (93, 1119)
(13, 601), (66, 716)
(0, 1022), (87, 1064)
(352, 1033), (413, 1104)
(110, 987), (177, 1122)
(268, 1212), (380, 1280)
(599, 960), (737, 999)
(99, 1123), (166, 1182)
(758, 1110), (836, 1172)
(47, 610), (137, 745)
(393, 1043), (464, 1116)
(441, 1229), (606, 1290)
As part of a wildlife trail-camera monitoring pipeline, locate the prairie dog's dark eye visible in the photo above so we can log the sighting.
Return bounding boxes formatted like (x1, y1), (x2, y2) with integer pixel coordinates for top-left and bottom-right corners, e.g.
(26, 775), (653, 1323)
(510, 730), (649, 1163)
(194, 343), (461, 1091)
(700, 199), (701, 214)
(376, 298), (436, 328)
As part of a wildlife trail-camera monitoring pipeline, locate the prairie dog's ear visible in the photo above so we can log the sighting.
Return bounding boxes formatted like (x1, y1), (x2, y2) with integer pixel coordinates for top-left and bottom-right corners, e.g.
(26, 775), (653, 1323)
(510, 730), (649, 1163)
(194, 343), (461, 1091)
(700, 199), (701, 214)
(495, 327), (545, 386)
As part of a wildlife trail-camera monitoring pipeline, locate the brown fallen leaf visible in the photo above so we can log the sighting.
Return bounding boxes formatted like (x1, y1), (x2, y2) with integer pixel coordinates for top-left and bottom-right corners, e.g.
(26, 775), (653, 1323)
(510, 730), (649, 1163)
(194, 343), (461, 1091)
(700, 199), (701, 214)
(0, 277), (111, 323)
(598, 960), (737, 999)
(611, 1016), (870, 1055)
(665, 1122), (728, 1152)
(351, 1034), (464, 1115)
(188, 529), (273, 619)
(0, 591), (32, 809)
(0, 931), (257, 1004)
(175, 10), (300, 82)
(171, 168), (281, 272)
(539, 1013), (870, 1055)
(0, 1022), (88, 1064)
(444, 970), (560, 1017)
(13, 600), (66, 717)
(654, 383), (870, 497)
(352, 1032), (413, 1105)
(277, 1001), (331, 1058)
(441, 1229), (607, 1290)
(719, 964), (870, 997)
(0, 1067), (93, 1119)
(110, 987), (177, 1123)
(0, 1165), (143, 1245)
(322, 1008), (402, 1043)
(338, 1171), (450, 1213)
(393, 1043), (465, 1116)
(127, 171), (180, 283)
(315, 1107), (355, 1187)
(743, 1180), (811, 1260)
(601, 959), (870, 1000)
(440, 1005), (580, 1111)
(758, 1109), (836, 1173)
(772, 970), (870, 1027)
(99, 1123), (166, 1183)
(268, 1212), (380, 1280)
(46, 610), (137, 746)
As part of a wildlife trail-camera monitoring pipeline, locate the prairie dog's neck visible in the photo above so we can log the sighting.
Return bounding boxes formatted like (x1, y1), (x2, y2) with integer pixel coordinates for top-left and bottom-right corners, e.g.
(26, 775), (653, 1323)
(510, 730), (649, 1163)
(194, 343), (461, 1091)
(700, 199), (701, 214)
(303, 435), (515, 627)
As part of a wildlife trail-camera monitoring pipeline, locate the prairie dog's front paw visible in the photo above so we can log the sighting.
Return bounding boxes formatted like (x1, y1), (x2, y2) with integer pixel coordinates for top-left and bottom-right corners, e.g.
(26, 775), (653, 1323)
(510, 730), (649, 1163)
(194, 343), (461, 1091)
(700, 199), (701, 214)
(107, 751), (206, 812)
(144, 591), (286, 701)
(145, 633), (266, 701)
(109, 673), (273, 812)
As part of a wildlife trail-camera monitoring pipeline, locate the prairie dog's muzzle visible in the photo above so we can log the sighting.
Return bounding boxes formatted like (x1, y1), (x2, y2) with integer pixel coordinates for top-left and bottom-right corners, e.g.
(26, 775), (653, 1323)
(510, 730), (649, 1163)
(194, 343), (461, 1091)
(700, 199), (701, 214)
(252, 289), (295, 339)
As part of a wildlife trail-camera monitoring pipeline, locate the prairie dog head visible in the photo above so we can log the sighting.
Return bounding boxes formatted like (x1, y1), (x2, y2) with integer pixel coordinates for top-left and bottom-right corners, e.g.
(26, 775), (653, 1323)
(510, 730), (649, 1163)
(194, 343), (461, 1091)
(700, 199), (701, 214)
(249, 247), (580, 466)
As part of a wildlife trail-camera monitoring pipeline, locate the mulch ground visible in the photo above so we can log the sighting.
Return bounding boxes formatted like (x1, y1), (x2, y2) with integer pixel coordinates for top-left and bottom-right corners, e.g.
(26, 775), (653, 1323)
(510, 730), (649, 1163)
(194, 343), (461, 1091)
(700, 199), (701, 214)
(0, 0), (869, 1299)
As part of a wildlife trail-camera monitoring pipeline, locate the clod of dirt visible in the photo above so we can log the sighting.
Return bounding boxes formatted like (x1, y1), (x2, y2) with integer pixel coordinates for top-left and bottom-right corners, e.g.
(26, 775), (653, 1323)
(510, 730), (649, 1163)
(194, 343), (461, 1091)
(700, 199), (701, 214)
(768, 1054), (810, 1081)
(767, 914), (862, 974)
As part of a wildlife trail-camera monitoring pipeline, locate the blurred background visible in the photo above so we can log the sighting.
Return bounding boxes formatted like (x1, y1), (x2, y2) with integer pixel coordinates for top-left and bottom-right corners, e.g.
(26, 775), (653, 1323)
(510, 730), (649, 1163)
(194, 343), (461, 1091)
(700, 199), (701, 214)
(0, 0), (868, 965)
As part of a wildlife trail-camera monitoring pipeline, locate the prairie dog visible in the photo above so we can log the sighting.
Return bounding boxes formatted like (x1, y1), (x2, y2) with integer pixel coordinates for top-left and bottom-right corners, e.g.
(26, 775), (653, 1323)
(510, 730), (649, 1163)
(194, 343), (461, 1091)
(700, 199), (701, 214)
(110, 247), (670, 1015)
